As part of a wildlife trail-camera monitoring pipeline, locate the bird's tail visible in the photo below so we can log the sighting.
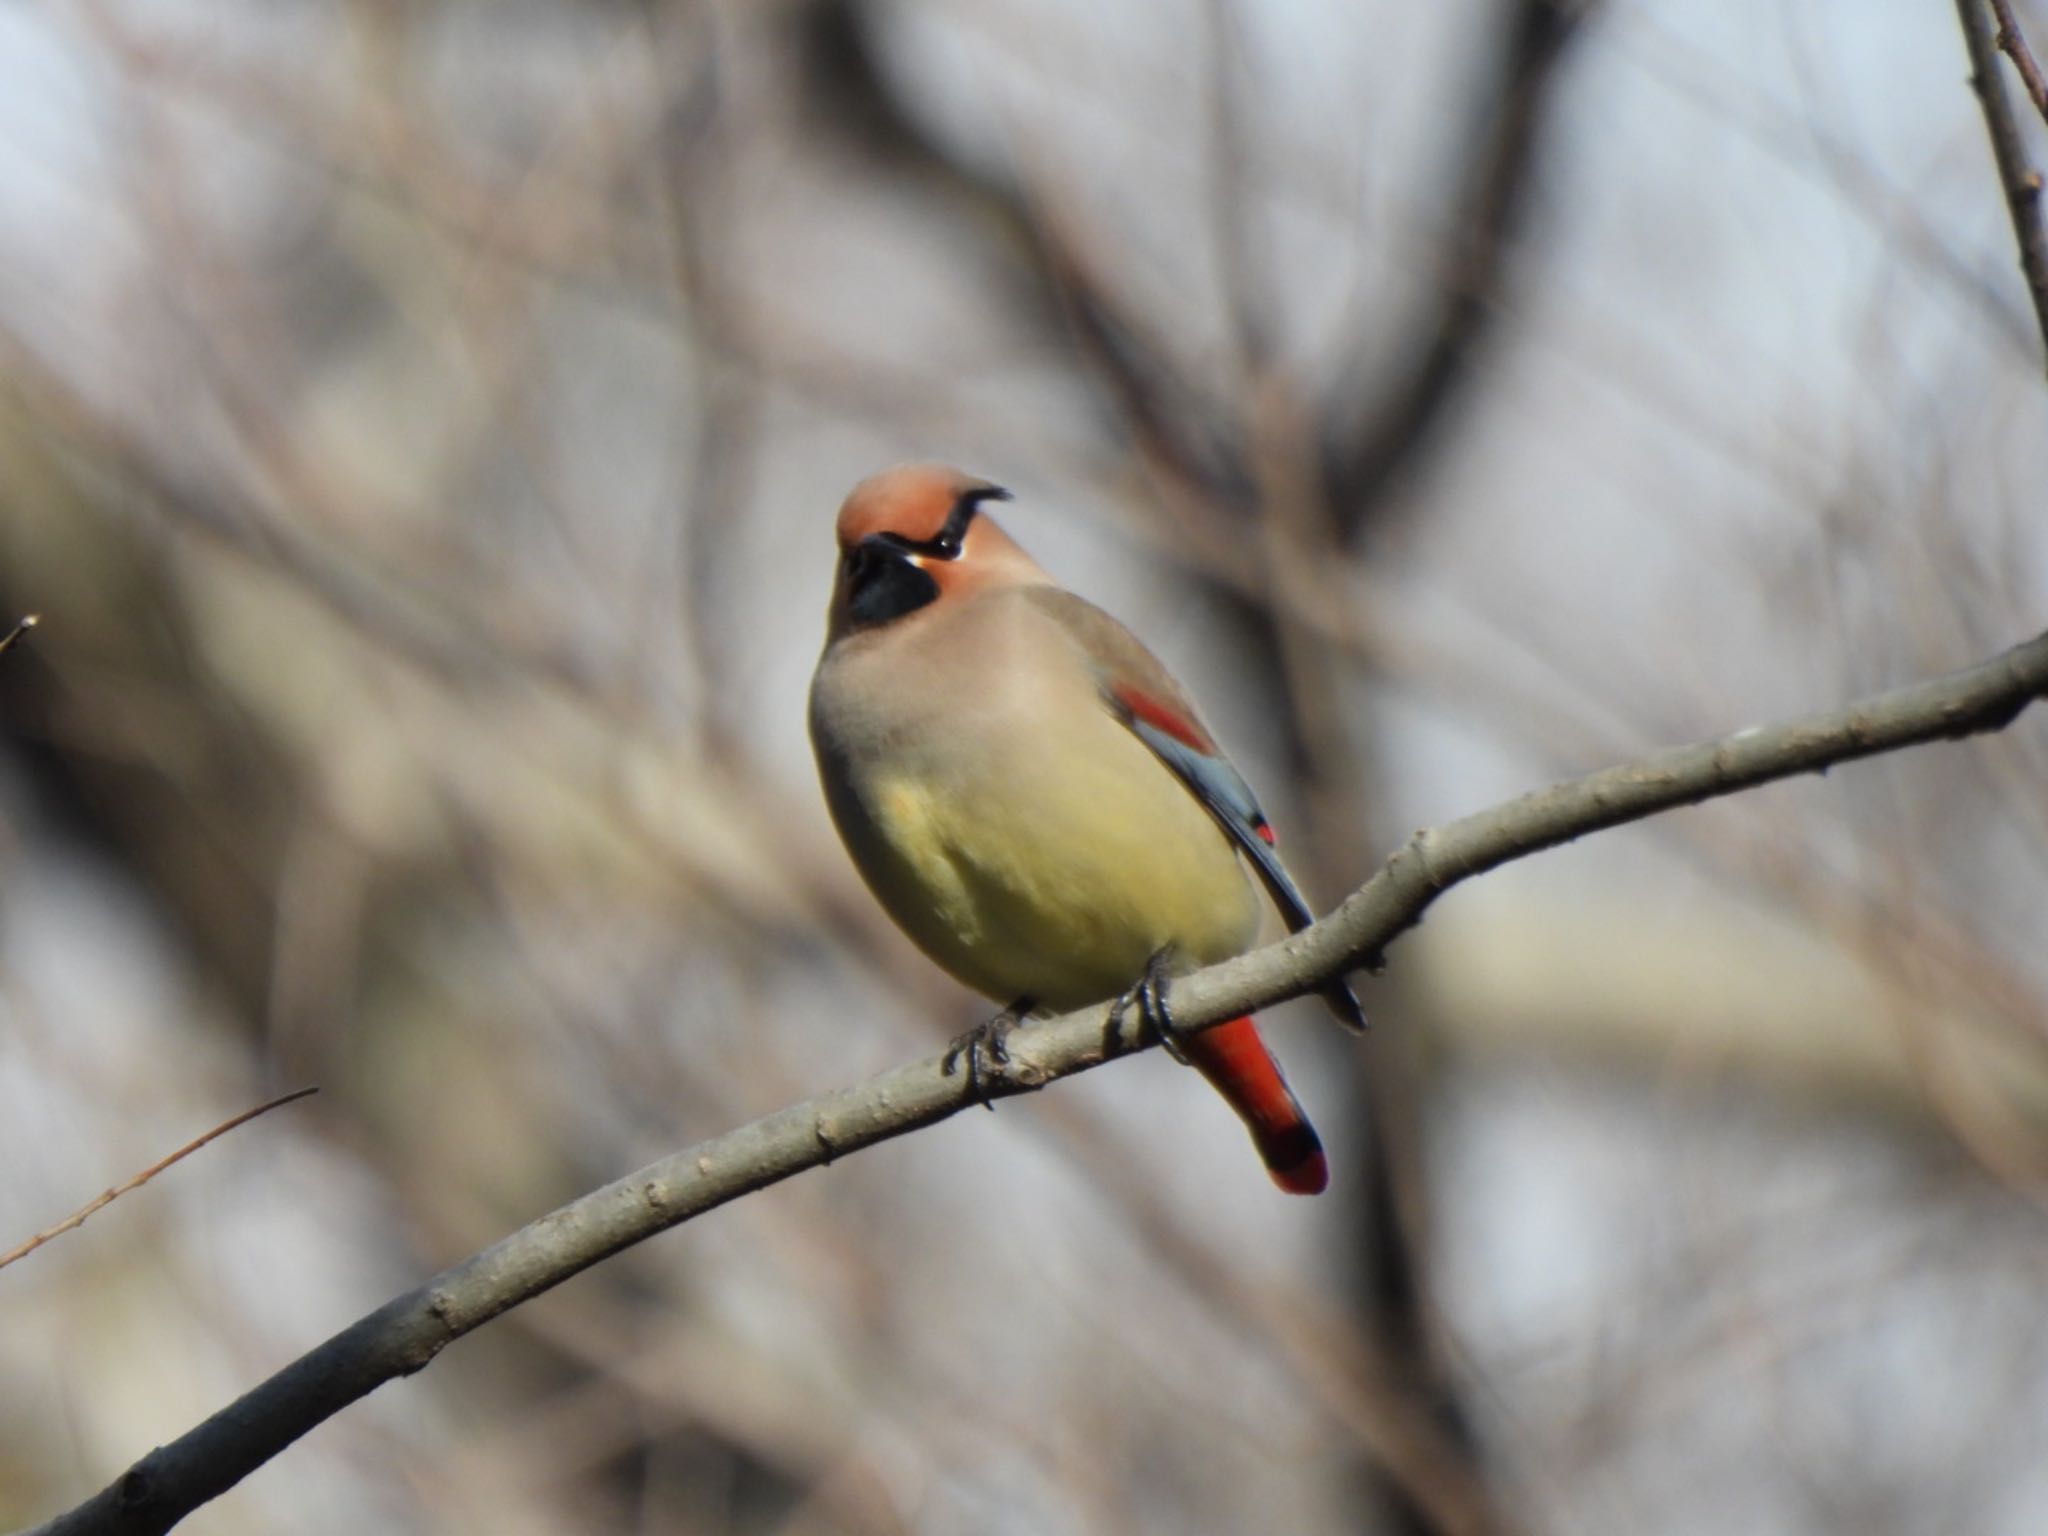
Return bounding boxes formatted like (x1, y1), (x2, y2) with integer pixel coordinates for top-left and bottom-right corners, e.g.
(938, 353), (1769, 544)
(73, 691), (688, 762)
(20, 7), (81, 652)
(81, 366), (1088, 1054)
(1184, 1017), (1327, 1195)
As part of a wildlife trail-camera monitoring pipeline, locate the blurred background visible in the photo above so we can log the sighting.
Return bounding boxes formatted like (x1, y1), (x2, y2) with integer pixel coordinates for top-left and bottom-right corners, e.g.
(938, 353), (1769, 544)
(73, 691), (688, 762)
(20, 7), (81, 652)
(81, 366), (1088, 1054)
(0, 1), (2046, 1532)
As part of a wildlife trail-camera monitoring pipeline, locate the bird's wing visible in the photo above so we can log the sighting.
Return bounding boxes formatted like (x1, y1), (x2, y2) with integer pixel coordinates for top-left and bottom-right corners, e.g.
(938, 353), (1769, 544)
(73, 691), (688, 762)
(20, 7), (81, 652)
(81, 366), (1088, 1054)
(1023, 587), (1368, 1031)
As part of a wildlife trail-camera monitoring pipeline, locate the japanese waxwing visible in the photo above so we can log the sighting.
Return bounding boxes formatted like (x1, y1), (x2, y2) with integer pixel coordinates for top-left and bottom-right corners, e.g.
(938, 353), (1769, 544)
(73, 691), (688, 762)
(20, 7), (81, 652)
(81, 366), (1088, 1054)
(808, 464), (1364, 1194)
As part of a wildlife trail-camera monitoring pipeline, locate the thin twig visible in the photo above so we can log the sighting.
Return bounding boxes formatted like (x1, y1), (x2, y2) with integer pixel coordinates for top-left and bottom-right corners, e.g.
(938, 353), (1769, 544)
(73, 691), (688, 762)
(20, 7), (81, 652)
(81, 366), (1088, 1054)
(0, 1088), (318, 1273)
(1991, 0), (2048, 121)
(1957, 0), (2048, 375)
(0, 613), (40, 659)
(19, 626), (2048, 1536)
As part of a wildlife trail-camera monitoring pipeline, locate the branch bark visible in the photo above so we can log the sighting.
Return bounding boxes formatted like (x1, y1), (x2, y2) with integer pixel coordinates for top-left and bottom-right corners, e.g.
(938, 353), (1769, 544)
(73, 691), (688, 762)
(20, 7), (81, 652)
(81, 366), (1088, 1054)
(1991, 0), (2048, 123)
(1957, 0), (2048, 376)
(21, 626), (2048, 1536)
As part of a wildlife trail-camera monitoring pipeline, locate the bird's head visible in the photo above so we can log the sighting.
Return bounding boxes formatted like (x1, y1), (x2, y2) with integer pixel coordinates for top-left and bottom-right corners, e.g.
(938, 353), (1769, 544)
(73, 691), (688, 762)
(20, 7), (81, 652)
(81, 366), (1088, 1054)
(826, 463), (1046, 639)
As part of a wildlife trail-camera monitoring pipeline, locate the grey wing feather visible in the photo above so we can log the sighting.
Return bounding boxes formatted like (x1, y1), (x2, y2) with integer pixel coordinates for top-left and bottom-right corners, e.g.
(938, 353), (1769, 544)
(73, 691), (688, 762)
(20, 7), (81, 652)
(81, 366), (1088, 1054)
(1123, 714), (1369, 1033)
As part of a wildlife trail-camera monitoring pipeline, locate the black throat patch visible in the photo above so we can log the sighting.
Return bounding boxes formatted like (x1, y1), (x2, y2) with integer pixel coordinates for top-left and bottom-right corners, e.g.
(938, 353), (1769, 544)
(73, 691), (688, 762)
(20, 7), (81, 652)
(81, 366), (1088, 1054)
(844, 539), (942, 629)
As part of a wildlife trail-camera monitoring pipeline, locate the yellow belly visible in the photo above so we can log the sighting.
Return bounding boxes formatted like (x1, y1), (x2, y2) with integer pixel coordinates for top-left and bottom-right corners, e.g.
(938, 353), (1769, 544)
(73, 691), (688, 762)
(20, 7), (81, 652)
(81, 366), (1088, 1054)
(845, 741), (1261, 1012)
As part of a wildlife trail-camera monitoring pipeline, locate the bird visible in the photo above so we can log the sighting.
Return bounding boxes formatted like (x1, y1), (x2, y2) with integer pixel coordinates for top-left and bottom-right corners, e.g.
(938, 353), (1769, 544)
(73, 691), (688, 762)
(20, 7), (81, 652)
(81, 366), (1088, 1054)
(807, 463), (1365, 1195)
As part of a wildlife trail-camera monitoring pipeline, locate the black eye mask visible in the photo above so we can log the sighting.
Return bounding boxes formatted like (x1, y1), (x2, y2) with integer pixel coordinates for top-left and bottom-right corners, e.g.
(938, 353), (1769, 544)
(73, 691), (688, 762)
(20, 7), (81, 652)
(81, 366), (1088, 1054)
(874, 483), (1012, 562)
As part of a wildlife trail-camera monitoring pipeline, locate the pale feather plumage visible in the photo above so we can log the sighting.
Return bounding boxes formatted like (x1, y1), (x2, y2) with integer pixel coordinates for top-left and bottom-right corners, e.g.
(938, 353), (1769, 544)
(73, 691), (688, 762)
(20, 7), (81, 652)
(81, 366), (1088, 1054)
(813, 576), (1262, 1008)
(809, 463), (1340, 1193)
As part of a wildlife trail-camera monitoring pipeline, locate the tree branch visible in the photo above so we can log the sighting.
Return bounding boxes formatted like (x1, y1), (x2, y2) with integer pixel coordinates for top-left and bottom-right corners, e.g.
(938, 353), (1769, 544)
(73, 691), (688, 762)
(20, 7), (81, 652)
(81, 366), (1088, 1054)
(1321, 0), (1593, 539)
(1957, 0), (2048, 376)
(0, 613), (38, 659)
(22, 626), (2048, 1536)
(1991, 0), (2048, 123)
(0, 1088), (316, 1272)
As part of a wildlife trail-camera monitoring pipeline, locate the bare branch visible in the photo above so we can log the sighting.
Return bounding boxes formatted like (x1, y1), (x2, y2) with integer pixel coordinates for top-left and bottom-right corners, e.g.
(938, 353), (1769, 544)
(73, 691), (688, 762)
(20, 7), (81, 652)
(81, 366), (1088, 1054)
(0, 1088), (317, 1273)
(0, 613), (38, 659)
(1957, 0), (2048, 375)
(20, 627), (2048, 1536)
(1321, 0), (1594, 539)
(794, 0), (1256, 506)
(1991, 0), (2048, 122)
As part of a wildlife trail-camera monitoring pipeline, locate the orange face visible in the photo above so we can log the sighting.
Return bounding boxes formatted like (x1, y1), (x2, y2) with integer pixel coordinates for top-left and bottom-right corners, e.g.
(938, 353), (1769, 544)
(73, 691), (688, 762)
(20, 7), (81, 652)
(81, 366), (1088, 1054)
(825, 464), (1044, 638)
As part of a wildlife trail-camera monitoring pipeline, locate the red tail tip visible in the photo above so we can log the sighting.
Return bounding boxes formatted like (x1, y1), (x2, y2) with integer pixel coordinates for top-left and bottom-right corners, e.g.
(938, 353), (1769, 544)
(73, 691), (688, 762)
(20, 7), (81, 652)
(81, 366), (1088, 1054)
(1264, 1134), (1329, 1196)
(1185, 1016), (1331, 1197)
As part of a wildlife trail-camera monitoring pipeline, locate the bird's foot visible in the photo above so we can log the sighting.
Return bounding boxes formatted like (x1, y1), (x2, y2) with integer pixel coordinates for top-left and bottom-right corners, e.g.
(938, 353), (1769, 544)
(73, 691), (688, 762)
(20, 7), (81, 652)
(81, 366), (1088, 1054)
(942, 996), (1034, 1109)
(1108, 948), (1191, 1065)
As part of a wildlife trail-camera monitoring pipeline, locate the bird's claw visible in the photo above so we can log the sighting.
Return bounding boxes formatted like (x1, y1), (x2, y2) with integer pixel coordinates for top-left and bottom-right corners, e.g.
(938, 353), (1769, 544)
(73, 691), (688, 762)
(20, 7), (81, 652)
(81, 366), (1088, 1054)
(1109, 948), (1190, 1065)
(942, 996), (1033, 1109)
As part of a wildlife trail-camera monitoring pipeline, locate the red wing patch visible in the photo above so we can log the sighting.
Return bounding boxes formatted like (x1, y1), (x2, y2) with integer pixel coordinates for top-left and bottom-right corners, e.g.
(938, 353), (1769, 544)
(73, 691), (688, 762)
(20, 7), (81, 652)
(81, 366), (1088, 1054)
(1111, 684), (1212, 752)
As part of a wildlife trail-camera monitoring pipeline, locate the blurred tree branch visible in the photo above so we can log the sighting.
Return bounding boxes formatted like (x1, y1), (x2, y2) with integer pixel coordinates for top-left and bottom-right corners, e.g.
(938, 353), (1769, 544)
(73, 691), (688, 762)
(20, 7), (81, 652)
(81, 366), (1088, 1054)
(23, 624), (2048, 1536)
(1957, 0), (2048, 375)
(1990, 0), (2048, 121)
(797, 0), (1594, 540)
(1320, 0), (1592, 541)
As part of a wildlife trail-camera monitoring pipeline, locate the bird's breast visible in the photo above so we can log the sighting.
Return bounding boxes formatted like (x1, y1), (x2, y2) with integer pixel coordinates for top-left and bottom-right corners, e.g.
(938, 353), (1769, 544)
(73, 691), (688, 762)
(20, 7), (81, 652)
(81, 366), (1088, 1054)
(809, 615), (1260, 1010)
